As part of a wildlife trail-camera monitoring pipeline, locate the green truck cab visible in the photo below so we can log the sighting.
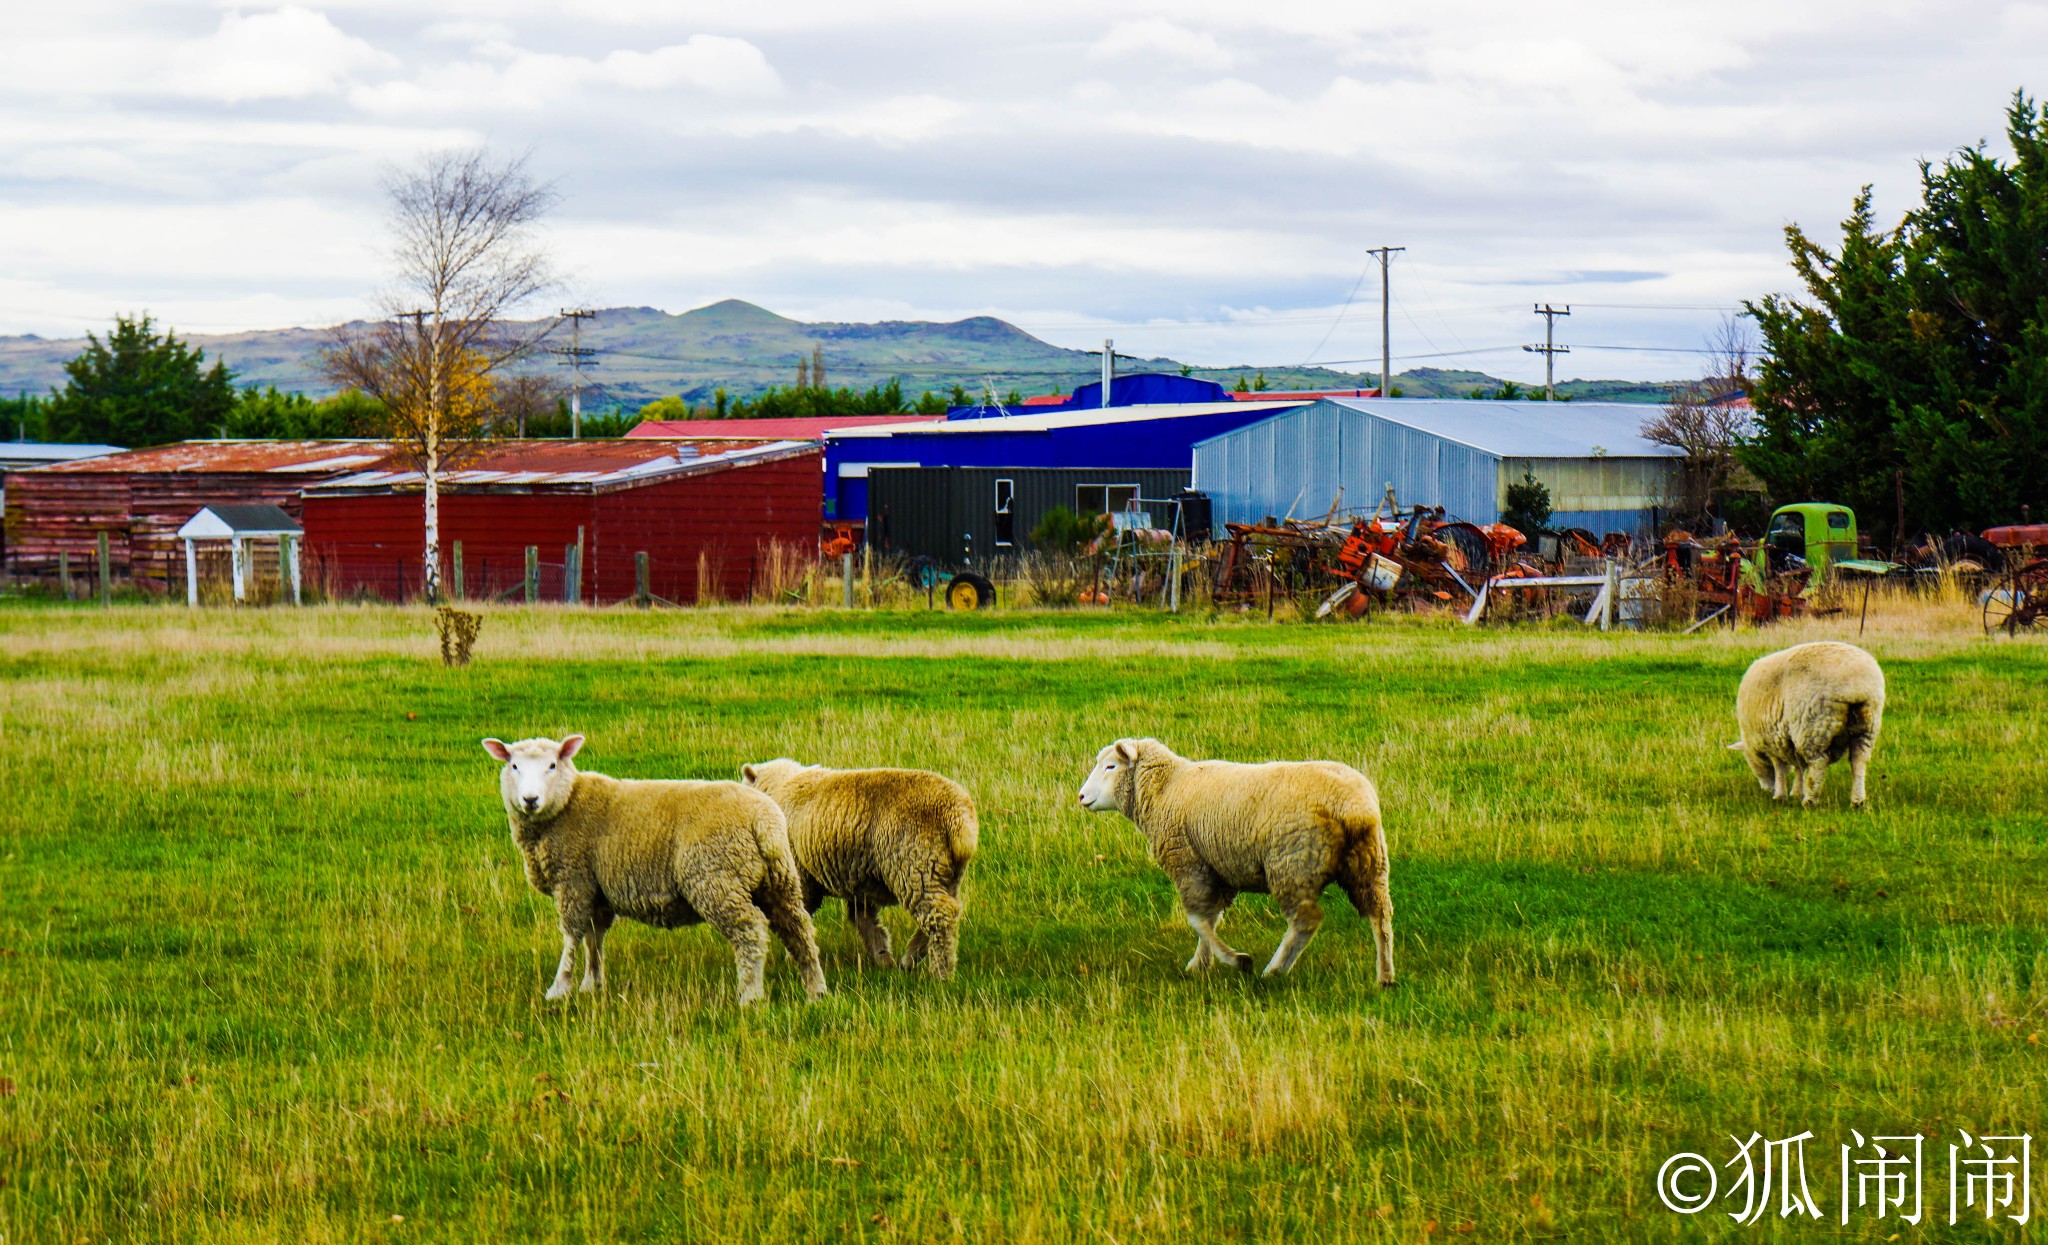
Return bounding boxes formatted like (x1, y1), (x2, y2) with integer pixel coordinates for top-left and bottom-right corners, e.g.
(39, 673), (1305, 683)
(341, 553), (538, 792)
(1754, 503), (1897, 585)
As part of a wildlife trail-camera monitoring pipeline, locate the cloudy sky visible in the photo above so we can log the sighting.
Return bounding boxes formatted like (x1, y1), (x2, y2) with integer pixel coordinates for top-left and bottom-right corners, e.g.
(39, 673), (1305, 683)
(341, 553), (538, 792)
(1, 2), (2041, 381)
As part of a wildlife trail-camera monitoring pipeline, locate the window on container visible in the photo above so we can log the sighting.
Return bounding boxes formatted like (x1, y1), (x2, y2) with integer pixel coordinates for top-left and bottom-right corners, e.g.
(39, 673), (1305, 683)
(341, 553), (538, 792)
(1077, 483), (1139, 516)
(1827, 510), (1851, 531)
(994, 478), (1015, 547)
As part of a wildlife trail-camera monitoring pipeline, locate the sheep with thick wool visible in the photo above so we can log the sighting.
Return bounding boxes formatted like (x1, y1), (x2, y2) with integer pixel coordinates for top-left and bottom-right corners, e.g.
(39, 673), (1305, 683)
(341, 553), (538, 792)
(483, 734), (827, 1006)
(1729, 641), (1886, 808)
(740, 759), (977, 978)
(1078, 738), (1395, 984)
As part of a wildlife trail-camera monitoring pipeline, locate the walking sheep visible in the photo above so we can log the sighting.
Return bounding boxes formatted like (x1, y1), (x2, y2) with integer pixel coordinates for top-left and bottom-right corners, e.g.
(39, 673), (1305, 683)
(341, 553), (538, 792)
(1728, 641), (1886, 808)
(740, 759), (977, 978)
(1077, 738), (1395, 985)
(483, 735), (828, 1006)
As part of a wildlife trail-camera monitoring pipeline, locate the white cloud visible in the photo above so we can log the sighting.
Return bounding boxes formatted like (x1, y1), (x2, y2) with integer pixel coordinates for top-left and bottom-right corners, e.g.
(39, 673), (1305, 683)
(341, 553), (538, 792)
(1087, 19), (1234, 70)
(167, 7), (396, 102)
(350, 34), (779, 114)
(0, 0), (2037, 379)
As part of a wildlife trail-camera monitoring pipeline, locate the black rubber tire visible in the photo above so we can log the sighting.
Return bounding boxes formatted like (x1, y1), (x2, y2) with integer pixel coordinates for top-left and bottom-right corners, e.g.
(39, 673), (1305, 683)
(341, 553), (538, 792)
(946, 572), (995, 610)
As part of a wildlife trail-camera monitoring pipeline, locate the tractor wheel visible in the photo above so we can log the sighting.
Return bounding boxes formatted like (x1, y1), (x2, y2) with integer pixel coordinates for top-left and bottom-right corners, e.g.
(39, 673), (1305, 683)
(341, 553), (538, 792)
(947, 572), (995, 610)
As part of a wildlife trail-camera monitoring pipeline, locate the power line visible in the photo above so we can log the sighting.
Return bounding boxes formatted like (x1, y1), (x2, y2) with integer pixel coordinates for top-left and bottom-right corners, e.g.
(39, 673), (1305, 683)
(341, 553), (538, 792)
(1297, 255), (1377, 368)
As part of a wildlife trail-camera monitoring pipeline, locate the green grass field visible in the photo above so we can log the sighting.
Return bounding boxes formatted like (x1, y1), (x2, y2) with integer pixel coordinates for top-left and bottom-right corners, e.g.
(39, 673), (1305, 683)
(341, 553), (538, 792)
(1, 601), (2043, 1243)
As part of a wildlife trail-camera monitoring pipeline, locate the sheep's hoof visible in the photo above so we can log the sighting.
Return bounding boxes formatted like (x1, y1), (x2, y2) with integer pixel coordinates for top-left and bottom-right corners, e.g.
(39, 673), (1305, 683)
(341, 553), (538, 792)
(578, 979), (601, 994)
(1379, 977), (1401, 989)
(735, 990), (766, 1008)
(1231, 953), (1256, 974)
(544, 981), (572, 1001)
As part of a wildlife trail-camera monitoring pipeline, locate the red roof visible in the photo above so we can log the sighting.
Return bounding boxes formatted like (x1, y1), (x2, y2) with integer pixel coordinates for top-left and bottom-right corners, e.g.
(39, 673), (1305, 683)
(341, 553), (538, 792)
(1019, 394), (1070, 407)
(23, 440), (396, 474)
(306, 438), (820, 495)
(627, 415), (938, 440)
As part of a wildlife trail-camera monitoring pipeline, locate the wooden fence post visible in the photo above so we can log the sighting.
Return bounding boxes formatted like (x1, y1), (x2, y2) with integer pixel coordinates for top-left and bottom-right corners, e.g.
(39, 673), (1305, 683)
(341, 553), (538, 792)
(635, 552), (650, 607)
(59, 550), (72, 600)
(575, 526), (586, 606)
(524, 546), (539, 604)
(563, 544), (578, 604)
(451, 540), (464, 601)
(97, 532), (111, 607)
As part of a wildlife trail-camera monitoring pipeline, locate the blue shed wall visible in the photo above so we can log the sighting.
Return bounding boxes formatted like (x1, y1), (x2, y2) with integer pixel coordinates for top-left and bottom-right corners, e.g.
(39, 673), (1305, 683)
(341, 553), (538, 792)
(826, 405), (1287, 521)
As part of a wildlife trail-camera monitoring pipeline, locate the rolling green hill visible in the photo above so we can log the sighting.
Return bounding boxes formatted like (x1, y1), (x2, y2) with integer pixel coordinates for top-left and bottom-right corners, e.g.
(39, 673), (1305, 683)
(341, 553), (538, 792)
(0, 300), (1680, 411)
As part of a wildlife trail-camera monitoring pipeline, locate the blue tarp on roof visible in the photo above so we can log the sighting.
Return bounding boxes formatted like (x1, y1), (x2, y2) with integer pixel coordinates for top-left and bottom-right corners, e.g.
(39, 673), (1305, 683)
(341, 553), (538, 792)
(946, 373), (1229, 418)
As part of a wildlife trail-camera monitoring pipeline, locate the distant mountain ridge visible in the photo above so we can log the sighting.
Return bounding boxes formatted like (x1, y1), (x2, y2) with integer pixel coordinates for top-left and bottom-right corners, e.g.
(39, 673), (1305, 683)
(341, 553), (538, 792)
(0, 300), (1679, 408)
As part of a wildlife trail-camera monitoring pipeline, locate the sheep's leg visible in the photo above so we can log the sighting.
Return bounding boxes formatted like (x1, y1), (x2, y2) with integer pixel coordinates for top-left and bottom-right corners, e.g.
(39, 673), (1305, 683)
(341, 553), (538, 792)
(901, 888), (962, 979)
(1770, 759), (1790, 801)
(694, 888), (772, 1007)
(546, 930), (580, 1001)
(548, 890), (596, 1001)
(1177, 877), (1251, 973)
(848, 897), (897, 968)
(579, 910), (613, 994)
(1263, 888), (1323, 978)
(1340, 871), (1398, 987)
(758, 875), (829, 999)
(1800, 754), (1829, 807)
(1847, 736), (1874, 809)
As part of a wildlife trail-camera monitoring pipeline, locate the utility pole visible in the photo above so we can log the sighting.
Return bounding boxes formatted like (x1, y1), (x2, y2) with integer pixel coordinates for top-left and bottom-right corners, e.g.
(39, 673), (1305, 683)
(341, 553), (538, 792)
(1366, 246), (1405, 398)
(1524, 304), (1571, 401)
(556, 308), (598, 437)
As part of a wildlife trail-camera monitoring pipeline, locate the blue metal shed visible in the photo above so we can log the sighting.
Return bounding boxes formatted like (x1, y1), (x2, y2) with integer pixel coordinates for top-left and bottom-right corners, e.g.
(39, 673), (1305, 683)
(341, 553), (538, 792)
(1192, 398), (1685, 534)
(825, 397), (1304, 522)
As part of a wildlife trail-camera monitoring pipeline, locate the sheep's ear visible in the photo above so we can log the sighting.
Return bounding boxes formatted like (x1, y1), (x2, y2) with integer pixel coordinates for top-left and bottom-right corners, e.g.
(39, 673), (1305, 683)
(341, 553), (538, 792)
(741, 763), (758, 784)
(558, 734), (585, 762)
(1114, 740), (1136, 763)
(1726, 741), (1746, 751)
(482, 738), (511, 762)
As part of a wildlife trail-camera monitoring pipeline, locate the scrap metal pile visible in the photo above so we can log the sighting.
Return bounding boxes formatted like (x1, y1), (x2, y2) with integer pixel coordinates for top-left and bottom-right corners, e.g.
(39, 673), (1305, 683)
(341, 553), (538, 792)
(1209, 496), (1628, 620)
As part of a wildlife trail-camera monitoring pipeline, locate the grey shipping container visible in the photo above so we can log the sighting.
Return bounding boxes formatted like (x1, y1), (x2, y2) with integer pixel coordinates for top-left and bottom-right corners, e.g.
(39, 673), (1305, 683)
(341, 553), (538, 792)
(866, 466), (1193, 565)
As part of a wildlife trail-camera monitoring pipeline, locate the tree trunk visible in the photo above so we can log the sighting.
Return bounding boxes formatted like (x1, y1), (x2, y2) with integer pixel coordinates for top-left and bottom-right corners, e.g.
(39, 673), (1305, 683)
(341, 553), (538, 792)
(423, 319), (445, 604)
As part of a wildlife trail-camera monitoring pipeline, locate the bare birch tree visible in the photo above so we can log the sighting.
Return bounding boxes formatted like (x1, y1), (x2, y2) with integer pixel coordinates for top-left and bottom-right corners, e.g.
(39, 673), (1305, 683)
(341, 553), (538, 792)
(1643, 316), (1757, 522)
(322, 148), (559, 602)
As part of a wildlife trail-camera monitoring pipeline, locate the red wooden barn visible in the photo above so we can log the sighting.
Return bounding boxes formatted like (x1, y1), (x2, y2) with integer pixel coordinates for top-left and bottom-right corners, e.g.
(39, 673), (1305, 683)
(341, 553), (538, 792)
(3, 441), (393, 591)
(300, 439), (823, 604)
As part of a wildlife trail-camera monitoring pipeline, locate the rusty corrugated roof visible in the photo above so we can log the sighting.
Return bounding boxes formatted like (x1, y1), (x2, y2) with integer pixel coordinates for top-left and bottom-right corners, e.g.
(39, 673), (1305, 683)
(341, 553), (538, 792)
(306, 439), (822, 494)
(22, 440), (396, 475)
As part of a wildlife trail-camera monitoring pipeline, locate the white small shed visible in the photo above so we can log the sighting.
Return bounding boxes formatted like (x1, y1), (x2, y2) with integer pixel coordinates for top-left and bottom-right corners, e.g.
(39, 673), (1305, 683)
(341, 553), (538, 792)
(177, 504), (303, 606)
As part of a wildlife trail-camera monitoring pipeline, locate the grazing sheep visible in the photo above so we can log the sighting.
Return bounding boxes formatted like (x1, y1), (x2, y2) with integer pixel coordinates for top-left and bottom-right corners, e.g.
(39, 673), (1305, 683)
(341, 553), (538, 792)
(1728, 641), (1886, 809)
(483, 735), (827, 1006)
(1077, 738), (1395, 985)
(740, 759), (977, 978)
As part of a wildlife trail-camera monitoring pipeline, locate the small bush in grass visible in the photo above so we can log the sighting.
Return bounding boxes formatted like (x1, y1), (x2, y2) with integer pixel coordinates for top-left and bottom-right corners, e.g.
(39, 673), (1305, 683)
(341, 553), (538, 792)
(435, 606), (481, 665)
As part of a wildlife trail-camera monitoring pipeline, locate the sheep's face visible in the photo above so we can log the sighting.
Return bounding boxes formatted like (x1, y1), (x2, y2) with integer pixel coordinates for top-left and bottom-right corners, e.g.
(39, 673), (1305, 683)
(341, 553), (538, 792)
(1728, 740), (1773, 792)
(1078, 740), (1140, 815)
(740, 758), (804, 796)
(483, 735), (584, 820)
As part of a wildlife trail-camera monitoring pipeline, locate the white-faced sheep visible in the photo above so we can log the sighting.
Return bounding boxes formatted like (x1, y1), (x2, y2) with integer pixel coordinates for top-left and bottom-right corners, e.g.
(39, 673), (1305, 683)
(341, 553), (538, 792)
(1728, 641), (1886, 808)
(740, 759), (977, 978)
(483, 735), (828, 1006)
(1077, 738), (1395, 985)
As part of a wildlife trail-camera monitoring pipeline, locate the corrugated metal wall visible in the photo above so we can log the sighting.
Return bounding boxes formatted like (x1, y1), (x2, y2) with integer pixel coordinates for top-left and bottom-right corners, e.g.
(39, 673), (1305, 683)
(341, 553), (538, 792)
(1193, 402), (1498, 526)
(867, 466), (1190, 564)
(1497, 456), (1675, 535)
(303, 452), (822, 605)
